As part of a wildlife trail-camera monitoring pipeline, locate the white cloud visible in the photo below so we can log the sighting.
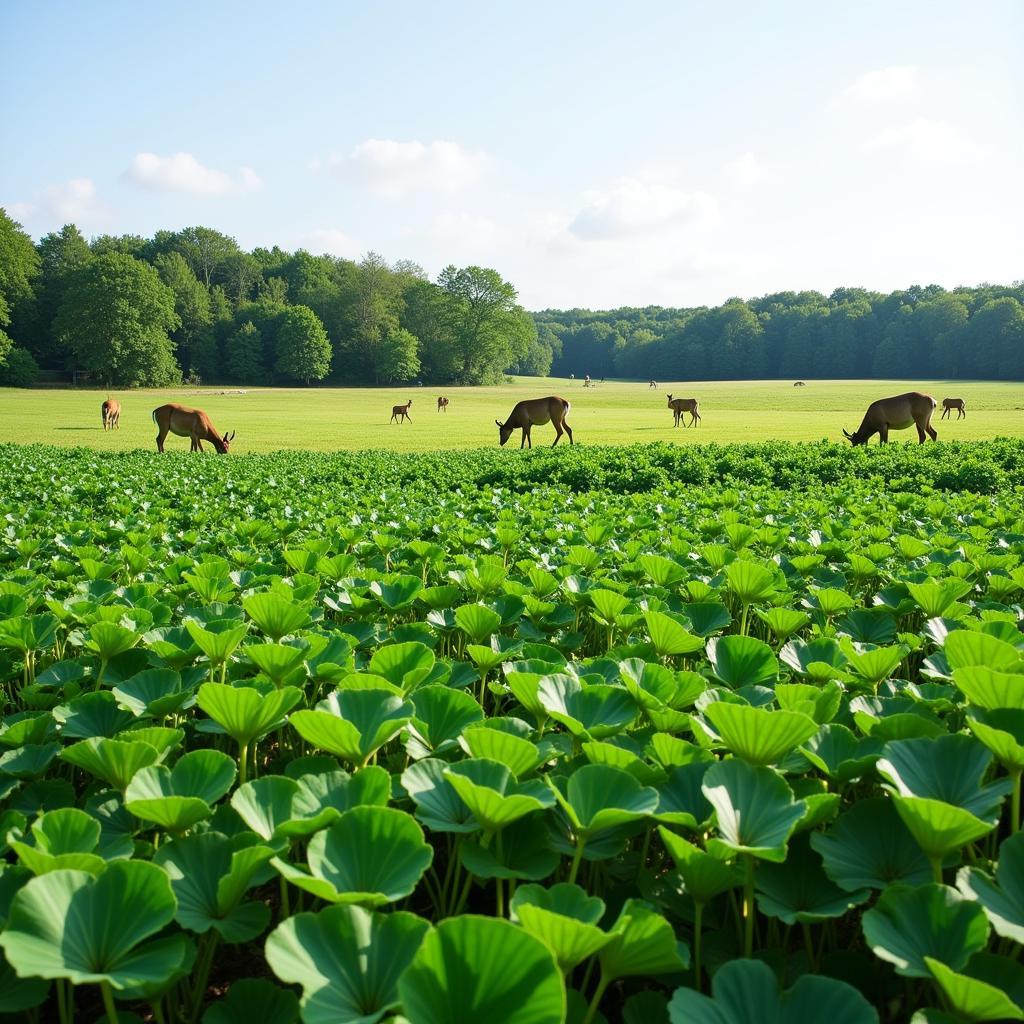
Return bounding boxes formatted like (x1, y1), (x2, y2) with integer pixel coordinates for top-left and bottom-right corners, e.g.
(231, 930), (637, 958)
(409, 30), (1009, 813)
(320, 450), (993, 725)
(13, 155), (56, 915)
(568, 178), (718, 241)
(725, 152), (766, 186)
(41, 178), (106, 222)
(300, 228), (362, 258)
(6, 201), (36, 221)
(325, 139), (489, 199)
(843, 65), (919, 101)
(868, 118), (975, 161)
(123, 152), (262, 195)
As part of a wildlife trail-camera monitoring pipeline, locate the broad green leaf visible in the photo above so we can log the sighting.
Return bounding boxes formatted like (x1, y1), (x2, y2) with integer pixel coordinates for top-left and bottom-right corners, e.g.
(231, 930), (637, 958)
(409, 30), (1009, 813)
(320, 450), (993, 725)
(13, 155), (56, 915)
(862, 883), (989, 979)
(265, 904), (429, 1024)
(399, 915), (565, 1024)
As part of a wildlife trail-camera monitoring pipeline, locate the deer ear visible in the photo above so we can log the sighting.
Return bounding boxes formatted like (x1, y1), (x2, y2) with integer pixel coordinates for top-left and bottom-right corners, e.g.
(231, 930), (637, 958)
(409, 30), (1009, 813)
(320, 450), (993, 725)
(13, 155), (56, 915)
(495, 420), (502, 427)
(842, 428), (852, 439)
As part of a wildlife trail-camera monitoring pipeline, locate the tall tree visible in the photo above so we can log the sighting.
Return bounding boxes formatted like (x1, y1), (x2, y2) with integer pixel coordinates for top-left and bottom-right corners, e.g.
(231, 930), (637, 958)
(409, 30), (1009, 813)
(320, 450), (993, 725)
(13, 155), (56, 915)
(155, 252), (212, 373)
(225, 321), (266, 384)
(30, 224), (93, 367)
(0, 209), (40, 366)
(377, 327), (420, 384)
(274, 305), (331, 384)
(173, 226), (240, 288)
(436, 265), (533, 384)
(54, 253), (180, 386)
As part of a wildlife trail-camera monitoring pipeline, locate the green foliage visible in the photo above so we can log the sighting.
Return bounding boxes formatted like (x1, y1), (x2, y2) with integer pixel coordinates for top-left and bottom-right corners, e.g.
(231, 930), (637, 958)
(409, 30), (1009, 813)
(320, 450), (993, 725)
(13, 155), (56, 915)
(274, 305), (331, 384)
(0, 443), (1023, 1022)
(54, 252), (181, 386)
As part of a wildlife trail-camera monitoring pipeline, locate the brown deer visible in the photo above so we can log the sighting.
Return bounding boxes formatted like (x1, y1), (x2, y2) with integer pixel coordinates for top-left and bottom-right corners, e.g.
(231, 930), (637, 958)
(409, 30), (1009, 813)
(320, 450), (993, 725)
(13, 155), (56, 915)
(101, 398), (121, 430)
(437, 396), (449, 412)
(666, 394), (701, 427)
(152, 404), (234, 453)
(843, 392), (938, 445)
(496, 396), (573, 448)
(649, 380), (657, 389)
(941, 397), (966, 420)
(793, 381), (806, 387)
(390, 399), (412, 423)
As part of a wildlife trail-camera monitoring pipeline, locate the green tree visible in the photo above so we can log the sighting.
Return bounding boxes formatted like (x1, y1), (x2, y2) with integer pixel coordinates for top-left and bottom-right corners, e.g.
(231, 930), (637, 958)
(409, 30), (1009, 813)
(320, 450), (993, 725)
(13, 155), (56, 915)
(0, 347), (40, 386)
(378, 327), (420, 383)
(54, 253), (181, 386)
(0, 209), (40, 366)
(174, 226), (240, 288)
(225, 321), (266, 383)
(155, 252), (212, 373)
(437, 265), (532, 384)
(274, 305), (331, 384)
(30, 224), (92, 366)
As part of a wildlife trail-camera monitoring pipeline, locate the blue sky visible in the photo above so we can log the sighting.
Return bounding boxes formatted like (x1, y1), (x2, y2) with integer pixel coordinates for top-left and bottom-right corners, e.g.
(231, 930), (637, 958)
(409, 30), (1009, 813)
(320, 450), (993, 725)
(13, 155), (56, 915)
(2, 0), (1021, 309)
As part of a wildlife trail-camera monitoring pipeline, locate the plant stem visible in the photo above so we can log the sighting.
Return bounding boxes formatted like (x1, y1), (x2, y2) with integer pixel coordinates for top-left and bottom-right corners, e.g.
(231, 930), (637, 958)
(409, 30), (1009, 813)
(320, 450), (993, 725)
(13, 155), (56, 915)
(189, 933), (220, 1023)
(743, 855), (755, 958)
(693, 902), (704, 993)
(238, 742), (249, 786)
(636, 826), (651, 880)
(100, 981), (119, 1024)
(929, 855), (943, 885)
(279, 875), (290, 920)
(568, 836), (588, 886)
(582, 974), (610, 1024)
(1013, 771), (1021, 834)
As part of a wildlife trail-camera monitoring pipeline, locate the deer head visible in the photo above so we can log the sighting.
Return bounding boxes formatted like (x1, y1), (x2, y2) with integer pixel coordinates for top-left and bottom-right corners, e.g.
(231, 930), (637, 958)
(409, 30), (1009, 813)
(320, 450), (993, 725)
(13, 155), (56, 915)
(215, 430), (236, 454)
(496, 419), (513, 446)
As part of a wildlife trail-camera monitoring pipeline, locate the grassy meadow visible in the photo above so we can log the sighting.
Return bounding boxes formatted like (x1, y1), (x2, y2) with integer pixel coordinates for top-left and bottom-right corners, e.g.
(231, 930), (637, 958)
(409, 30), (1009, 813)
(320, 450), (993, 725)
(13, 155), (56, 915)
(1, 378), (1022, 453)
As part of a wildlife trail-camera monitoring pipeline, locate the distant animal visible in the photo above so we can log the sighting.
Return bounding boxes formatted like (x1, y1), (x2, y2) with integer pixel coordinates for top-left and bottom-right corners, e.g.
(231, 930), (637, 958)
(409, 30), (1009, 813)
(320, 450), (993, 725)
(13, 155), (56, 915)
(496, 396), (573, 448)
(843, 392), (937, 445)
(583, 375), (592, 388)
(666, 394), (701, 427)
(649, 380), (657, 389)
(941, 397), (966, 420)
(391, 400), (413, 423)
(793, 381), (806, 387)
(101, 398), (120, 430)
(437, 396), (449, 412)
(152, 404), (234, 453)
(569, 373), (575, 380)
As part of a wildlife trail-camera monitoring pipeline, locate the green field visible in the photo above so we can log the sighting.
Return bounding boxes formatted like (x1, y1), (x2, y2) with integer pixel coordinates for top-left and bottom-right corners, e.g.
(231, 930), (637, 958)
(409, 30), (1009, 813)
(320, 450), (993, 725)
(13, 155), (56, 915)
(2, 378), (1022, 452)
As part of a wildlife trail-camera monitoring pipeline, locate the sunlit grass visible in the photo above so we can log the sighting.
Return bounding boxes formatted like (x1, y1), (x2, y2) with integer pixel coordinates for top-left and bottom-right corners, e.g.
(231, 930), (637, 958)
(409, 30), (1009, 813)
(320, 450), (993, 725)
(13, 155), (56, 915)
(2, 377), (1020, 452)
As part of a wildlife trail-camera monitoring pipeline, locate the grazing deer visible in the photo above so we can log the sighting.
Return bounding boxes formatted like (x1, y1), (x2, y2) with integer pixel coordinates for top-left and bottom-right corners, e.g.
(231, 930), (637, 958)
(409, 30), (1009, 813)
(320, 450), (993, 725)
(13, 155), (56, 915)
(941, 397), (966, 420)
(793, 381), (806, 387)
(101, 398), (120, 430)
(666, 394), (701, 427)
(437, 396), (449, 412)
(843, 392), (937, 445)
(649, 380), (657, 389)
(497, 396), (573, 448)
(152, 404), (234, 453)
(391, 400), (412, 423)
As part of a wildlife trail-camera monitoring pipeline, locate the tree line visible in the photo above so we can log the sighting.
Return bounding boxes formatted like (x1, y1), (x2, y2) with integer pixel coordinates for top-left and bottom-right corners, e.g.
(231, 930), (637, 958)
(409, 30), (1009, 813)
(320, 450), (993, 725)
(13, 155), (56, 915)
(0, 210), (548, 387)
(2, 207), (1022, 388)
(538, 283), (1024, 382)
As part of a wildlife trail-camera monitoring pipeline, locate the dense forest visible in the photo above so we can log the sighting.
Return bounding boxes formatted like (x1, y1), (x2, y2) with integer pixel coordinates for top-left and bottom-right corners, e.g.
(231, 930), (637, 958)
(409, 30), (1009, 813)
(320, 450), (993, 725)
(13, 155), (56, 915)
(0, 210), (547, 388)
(539, 283), (1024, 382)
(1, 208), (1022, 387)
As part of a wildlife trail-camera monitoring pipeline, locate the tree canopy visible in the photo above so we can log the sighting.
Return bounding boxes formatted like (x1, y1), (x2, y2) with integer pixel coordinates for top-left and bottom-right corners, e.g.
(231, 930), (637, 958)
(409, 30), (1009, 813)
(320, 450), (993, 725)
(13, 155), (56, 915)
(1, 207), (1021, 386)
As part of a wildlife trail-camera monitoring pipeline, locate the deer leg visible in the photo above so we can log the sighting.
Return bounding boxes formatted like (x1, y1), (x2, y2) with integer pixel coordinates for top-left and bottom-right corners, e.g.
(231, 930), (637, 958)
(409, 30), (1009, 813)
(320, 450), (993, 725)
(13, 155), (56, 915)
(551, 422), (563, 446)
(692, 411), (701, 426)
(959, 408), (965, 419)
(564, 421), (573, 445)
(156, 428), (167, 453)
(941, 408), (948, 419)
(878, 427), (889, 444)
(927, 423), (938, 441)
